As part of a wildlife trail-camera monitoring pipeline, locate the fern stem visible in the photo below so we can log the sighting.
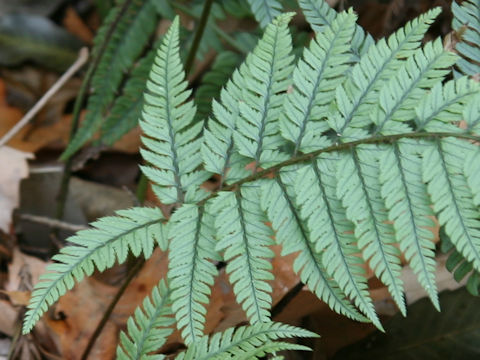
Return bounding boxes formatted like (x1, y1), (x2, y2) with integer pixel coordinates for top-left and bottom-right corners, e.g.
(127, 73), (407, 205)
(81, 258), (145, 360)
(172, 2), (249, 55)
(199, 131), (480, 206)
(184, 0), (215, 75)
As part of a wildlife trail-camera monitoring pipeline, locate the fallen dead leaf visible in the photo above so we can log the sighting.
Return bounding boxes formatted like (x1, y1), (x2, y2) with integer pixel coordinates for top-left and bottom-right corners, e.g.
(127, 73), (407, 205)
(0, 147), (33, 233)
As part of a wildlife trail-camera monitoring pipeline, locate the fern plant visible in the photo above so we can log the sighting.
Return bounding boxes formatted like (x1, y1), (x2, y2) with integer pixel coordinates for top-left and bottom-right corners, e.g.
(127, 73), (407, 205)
(23, 0), (480, 358)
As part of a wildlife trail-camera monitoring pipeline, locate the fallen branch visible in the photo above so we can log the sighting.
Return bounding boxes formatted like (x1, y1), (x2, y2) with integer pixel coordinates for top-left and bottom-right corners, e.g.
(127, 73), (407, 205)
(18, 214), (87, 232)
(0, 47), (89, 148)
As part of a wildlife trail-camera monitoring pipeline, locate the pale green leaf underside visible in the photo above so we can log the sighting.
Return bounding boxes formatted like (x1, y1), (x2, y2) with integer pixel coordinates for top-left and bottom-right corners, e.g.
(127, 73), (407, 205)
(23, 207), (166, 334)
(117, 279), (175, 360)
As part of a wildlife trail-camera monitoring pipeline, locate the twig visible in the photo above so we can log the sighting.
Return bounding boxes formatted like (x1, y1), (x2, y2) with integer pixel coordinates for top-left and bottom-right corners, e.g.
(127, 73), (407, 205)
(80, 258), (145, 360)
(0, 48), (89, 148)
(184, 0), (215, 74)
(18, 214), (88, 232)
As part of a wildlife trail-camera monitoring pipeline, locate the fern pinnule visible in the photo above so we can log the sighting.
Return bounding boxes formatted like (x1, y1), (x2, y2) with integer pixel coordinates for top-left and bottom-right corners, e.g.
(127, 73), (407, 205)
(417, 77), (480, 132)
(294, 157), (381, 328)
(23, 207), (166, 334)
(117, 279), (174, 360)
(140, 16), (209, 205)
(379, 140), (439, 309)
(280, 9), (357, 154)
(62, 0), (158, 159)
(247, 0), (283, 28)
(233, 13), (295, 168)
(168, 204), (219, 345)
(202, 13), (295, 180)
(213, 185), (275, 324)
(423, 139), (480, 273)
(298, 0), (373, 58)
(176, 322), (317, 360)
(372, 39), (458, 135)
(261, 172), (369, 322)
(330, 7), (442, 140)
(337, 147), (405, 316)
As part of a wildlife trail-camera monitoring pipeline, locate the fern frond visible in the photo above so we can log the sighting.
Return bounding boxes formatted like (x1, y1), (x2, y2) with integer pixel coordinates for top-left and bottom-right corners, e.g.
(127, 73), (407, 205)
(195, 51), (242, 122)
(117, 279), (175, 360)
(233, 13), (295, 167)
(176, 322), (317, 360)
(280, 10), (357, 154)
(452, 0), (480, 77)
(247, 0), (283, 28)
(337, 147), (405, 316)
(416, 77), (480, 132)
(99, 47), (156, 147)
(140, 16), (209, 205)
(213, 185), (274, 323)
(261, 172), (368, 322)
(372, 39), (458, 135)
(23, 207), (166, 334)
(298, 0), (373, 58)
(294, 156), (381, 328)
(202, 13), (294, 181)
(329, 7), (441, 140)
(423, 138), (480, 272)
(168, 204), (219, 345)
(379, 140), (439, 309)
(62, 0), (158, 159)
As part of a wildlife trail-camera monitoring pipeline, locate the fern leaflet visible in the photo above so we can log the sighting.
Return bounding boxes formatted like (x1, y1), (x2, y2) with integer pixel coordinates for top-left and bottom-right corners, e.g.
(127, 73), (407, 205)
(247, 0), (283, 28)
(168, 204), (219, 344)
(140, 16), (209, 205)
(117, 279), (175, 360)
(176, 322), (316, 359)
(23, 207), (166, 334)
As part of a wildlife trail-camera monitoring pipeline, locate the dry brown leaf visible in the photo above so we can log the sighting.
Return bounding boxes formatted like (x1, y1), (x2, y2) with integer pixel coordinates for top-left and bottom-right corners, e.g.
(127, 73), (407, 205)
(0, 147), (33, 233)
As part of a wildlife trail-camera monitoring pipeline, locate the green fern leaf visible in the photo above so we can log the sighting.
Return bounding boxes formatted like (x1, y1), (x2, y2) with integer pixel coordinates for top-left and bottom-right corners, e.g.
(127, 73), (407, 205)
(99, 47), (156, 147)
(294, 156), (381, 328)
(280, 9), (357, 154)
(372, 39), (458, 135)
(117, 279), (175, 360)
(261, 172), (368, 322)
(233, 13), (295, 167)
(423, 138), (480, 272)
(62, 0), (158, 159)
(452, 0), (480, 77)
(195, 51), (242, 122)
(417, 77), (480, 132)
(140, 16), (210, 205)
(168, 204), (219, 344)
(247, 0), (283, 28)
(23, 207), (166, 334)
(202, 13), (294, 181)
(379, 140), (439, 309)
(213, 185), (274, 323)
(337, 147), (405, 316)
(176, 322), (317, 359)
(298, 0), (373, 58)
(329, 7), (441, 140)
